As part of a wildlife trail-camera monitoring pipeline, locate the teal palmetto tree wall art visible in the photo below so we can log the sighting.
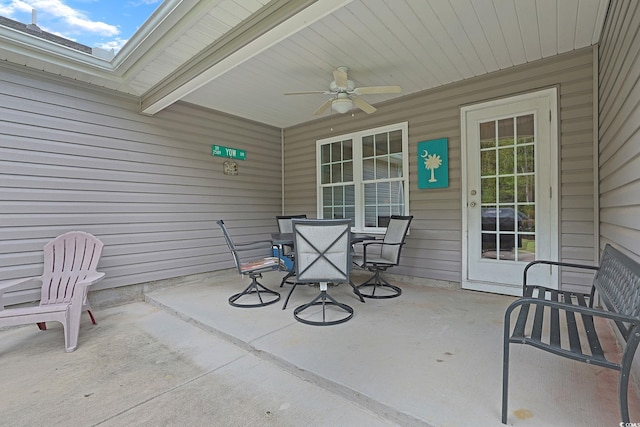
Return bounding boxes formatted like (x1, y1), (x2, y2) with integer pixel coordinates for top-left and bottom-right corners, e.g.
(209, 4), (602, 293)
(418, 138), (448, 189)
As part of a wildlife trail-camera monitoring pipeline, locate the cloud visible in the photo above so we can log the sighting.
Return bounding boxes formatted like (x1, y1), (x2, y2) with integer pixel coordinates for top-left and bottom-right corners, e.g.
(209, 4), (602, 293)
(96, 37), (128, 52)
(130, 0), (161, 6)
(1, 0), (119, 36)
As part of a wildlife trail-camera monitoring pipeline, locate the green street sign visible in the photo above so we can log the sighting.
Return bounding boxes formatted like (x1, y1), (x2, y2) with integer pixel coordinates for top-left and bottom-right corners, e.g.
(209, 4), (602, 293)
(212, 145), (246, 160)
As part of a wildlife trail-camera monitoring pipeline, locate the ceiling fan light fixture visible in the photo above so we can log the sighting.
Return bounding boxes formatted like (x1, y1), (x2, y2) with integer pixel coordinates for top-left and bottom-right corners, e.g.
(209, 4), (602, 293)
(332, 97), (353, 113)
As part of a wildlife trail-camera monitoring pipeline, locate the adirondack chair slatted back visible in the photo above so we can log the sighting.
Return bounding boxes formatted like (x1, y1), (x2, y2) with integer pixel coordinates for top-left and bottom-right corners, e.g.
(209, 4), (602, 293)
(40, 232), (104, 306)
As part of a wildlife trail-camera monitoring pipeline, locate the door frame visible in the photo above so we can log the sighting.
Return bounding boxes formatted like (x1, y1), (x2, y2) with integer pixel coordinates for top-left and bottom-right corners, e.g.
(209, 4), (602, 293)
(460, 88), (559, 296)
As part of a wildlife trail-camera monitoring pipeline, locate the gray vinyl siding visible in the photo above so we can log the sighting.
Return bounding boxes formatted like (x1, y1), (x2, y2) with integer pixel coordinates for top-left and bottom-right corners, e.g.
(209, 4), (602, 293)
(0, 62), (282, 305)
(598, 0), (640, 261)
(284, 48), (597, 289)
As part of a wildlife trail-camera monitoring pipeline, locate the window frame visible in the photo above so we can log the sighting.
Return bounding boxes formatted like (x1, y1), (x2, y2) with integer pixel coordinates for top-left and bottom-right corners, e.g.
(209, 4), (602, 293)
(316, 121), (410, 233)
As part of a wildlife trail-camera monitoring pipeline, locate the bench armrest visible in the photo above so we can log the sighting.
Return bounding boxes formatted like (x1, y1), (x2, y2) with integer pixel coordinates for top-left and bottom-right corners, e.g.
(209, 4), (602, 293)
(505, 296), (640, 328)
(523, 260), (599, 290)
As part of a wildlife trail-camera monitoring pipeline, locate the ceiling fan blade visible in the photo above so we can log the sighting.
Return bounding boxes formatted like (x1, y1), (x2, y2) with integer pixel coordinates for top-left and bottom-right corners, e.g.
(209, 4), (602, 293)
(313, 98), (333, 115)
(352, 96), (377, 114)
(284, 91), (328, 95)
(353, 85), (402, 95)
(333, 67), (348, 88)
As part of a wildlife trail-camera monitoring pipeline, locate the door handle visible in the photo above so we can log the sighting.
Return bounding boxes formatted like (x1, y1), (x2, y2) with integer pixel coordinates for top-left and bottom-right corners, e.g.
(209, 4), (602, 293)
(469, 202), (477, 207)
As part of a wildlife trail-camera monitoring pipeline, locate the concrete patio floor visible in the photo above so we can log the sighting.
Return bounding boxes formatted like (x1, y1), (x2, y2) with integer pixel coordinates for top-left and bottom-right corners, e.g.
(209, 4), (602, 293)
(1, 270), (639, 426)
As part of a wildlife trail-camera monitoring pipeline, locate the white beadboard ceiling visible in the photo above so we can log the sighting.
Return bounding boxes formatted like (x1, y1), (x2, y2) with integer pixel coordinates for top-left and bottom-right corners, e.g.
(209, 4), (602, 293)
(0, 0), (610, 128)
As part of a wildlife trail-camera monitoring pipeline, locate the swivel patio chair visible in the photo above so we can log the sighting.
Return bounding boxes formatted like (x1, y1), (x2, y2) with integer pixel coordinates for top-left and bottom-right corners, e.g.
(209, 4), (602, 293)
(0, 231), (105, 352)
(275, 214), (306, 287)
(217, 220), (283, 308)
(352, 215), (413, 299)
(285, 219), (364, 326)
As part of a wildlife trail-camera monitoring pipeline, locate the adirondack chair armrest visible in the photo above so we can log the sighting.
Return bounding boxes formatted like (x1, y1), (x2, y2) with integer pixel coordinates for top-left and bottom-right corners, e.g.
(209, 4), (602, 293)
(78, 272), (106, 287)
(0, 276), (41, 310)
(70, 272), (105, 312)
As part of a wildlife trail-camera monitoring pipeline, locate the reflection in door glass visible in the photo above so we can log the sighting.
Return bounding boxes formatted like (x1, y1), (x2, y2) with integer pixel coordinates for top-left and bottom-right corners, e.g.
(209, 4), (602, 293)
(479, 114), (535, 262)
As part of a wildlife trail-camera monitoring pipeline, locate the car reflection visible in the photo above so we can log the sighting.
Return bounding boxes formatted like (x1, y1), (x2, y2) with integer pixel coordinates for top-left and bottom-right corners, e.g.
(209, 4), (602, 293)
(482, 207), (534, 251)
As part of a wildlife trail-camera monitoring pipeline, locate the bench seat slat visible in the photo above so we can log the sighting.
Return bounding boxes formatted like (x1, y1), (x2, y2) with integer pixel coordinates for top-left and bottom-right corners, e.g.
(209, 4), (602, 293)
(531, 290), (546, 342)
(575, 293), (606, 361)
(564, 304), (582, 354)
(549, 290), (560, 348)
(511, 286), (534, 339)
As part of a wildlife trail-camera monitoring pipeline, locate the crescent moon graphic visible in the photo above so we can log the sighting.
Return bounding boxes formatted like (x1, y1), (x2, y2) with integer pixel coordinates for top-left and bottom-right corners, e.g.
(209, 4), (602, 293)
(421, 150), (429, 158)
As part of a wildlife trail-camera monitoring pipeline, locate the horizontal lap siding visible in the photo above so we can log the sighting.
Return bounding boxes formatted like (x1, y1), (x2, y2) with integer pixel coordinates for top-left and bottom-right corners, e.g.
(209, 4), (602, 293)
(598, 0), (640, 260)
(285, 49), (597, 288)
(0, 63), (282, 303)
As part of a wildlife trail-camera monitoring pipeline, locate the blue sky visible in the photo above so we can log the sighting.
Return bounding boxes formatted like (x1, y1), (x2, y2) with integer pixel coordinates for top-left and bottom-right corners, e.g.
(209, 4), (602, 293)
(0, 0), (162, 52)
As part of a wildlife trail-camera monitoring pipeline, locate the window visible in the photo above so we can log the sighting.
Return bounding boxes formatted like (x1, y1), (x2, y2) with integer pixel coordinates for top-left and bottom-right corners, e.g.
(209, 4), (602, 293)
(316, 122), (409, 232)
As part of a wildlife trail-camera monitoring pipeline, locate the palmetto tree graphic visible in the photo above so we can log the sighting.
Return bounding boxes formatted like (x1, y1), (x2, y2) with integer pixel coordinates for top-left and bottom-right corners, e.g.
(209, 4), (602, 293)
(422, 150), (443, 183)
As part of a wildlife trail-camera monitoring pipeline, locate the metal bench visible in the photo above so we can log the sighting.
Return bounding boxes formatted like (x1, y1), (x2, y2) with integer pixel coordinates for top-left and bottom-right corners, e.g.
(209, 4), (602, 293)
(502, 244), (640, 424)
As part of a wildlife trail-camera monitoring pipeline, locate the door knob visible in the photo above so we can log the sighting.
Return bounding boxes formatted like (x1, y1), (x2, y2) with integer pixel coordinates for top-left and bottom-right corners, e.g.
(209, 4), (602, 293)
(469, 202), (477, 207)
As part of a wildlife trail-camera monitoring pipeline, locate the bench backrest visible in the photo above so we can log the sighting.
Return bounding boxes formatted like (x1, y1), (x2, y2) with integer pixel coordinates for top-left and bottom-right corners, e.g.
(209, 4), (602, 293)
(594, 244), (640, 340)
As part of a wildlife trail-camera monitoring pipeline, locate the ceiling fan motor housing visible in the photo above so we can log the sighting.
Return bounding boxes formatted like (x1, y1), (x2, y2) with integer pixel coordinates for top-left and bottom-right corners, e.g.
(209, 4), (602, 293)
(330, 79), (355, 92)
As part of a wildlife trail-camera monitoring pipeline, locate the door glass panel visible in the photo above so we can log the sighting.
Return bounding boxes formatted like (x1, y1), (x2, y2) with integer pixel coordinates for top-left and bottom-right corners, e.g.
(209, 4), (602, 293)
(481, 151), (496, 176)
(480, 122), (496, 148)
(499, 176), (515, 203)
(498, 147), (514, 175)
(498, 118), (514, 146)
(517, 115), (534, 143)
(482, 206), (497, 231)
(517, 175), (535, 203)
(481, 178), (496, 204)
(482, 232), (497, 254)
(479, 115), (536, 261)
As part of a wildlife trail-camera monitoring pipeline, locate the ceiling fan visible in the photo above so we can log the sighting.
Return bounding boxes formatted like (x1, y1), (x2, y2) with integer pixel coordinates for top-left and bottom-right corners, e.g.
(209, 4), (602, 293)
(284, 66), (402, 115)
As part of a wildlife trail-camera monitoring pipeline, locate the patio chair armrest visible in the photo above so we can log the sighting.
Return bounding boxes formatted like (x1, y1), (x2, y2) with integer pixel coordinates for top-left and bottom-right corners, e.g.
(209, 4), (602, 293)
(361, 241), (383, 250)
(360, 241), (404, 265)
(362, 241), (403, 248)
(234, 239), (273, 250)
(361, 241), (403, 257)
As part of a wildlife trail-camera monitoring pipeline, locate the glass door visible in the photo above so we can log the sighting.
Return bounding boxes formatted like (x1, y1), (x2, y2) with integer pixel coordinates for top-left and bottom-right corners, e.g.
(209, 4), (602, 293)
(461, 89), (558, 296)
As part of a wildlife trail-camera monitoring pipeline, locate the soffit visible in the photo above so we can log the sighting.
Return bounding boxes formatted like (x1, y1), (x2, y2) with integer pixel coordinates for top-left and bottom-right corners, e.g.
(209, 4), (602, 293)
(0, 0), (610, 128)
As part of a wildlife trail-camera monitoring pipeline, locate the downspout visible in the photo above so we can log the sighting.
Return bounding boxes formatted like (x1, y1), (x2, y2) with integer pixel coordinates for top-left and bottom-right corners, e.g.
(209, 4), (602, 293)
(281, 128), (285, 215)
(592, 44), (600, 259)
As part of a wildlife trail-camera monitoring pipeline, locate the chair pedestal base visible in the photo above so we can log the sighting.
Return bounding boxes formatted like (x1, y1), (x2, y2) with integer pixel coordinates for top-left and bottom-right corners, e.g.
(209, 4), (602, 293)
(229, 275), (280, 308)
(356, 270), (402, 299)
(284, 281), (365, 310)
(293, 290), (354, 326)
(279, 270), (296, 287)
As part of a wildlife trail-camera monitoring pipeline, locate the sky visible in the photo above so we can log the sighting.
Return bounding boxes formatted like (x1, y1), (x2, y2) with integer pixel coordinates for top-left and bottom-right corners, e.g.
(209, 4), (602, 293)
(0, 0), (162, 53)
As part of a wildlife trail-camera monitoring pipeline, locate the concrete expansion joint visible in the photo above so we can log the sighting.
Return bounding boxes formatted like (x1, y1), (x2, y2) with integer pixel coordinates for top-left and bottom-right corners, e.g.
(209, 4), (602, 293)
(143, 293), (427, 427)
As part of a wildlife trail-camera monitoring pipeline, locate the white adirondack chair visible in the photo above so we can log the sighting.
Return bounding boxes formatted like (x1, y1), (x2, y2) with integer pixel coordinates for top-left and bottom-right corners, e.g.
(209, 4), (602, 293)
(0, 231), (105, 352)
